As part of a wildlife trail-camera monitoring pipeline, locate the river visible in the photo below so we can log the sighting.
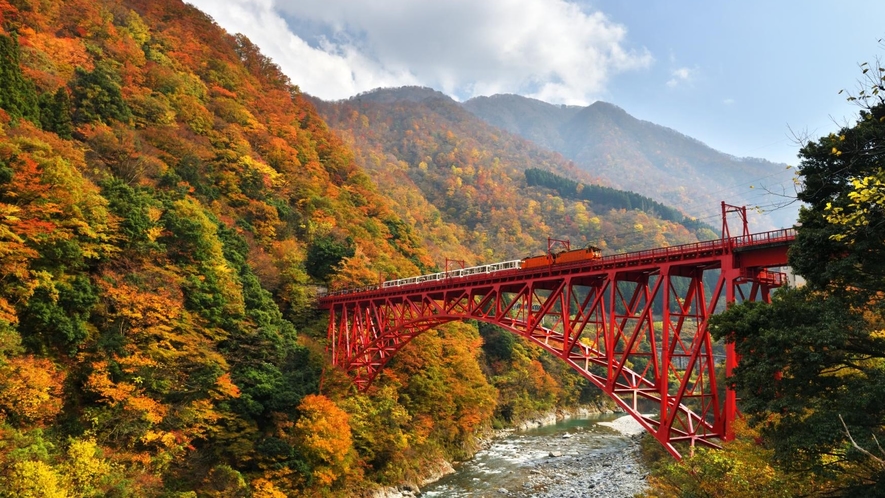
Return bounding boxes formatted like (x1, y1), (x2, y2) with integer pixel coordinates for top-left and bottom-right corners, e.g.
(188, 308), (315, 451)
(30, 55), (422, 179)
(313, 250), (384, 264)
(420, 414), (648, 497)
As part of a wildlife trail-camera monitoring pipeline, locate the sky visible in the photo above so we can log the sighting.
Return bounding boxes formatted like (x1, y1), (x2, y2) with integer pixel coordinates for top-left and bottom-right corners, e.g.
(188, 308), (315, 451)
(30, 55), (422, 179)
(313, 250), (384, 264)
(186, 0), (885, 168)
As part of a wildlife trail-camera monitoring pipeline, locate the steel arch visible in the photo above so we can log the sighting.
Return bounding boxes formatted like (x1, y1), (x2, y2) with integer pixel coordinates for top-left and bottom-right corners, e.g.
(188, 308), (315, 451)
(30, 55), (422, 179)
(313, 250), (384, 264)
(321, 229), (794, 458)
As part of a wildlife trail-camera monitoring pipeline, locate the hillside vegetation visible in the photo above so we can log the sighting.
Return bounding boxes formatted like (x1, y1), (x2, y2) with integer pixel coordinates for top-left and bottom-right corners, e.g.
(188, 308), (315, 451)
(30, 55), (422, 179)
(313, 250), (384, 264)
(0, 0), (490, 494)
(0, 0), (714, 495)
(524, 168), (715, 237)
(314, 86), (704, 262)
(464, 94), (798, 229)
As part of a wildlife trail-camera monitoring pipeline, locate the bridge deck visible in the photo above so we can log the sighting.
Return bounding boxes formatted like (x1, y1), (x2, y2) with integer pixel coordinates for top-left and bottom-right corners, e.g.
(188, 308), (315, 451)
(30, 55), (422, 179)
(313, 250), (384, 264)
(319, 228), (795, 306)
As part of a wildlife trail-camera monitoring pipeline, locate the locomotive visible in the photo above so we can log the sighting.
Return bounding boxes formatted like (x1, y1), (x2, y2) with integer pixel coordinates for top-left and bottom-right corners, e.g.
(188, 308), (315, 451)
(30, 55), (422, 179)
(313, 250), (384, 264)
(521, 244), (603, 269)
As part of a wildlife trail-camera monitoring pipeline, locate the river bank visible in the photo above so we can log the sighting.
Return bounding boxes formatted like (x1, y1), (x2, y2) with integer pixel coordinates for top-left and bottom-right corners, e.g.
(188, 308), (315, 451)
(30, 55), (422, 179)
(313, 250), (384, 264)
(370, 405), (616, 497)
(372, 411), (648, 497)
(510, 404), (617, 431)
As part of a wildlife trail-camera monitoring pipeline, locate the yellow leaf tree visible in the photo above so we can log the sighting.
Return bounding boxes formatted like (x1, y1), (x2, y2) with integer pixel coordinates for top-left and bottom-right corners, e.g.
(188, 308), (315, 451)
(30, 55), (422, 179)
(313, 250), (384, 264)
(293, 394), (357, 488)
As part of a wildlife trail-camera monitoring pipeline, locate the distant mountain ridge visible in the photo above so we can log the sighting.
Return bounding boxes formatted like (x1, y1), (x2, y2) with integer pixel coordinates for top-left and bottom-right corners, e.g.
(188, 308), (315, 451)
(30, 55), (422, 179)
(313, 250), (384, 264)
(313, 86), (711, 263)
(342, 87), (797, 228)
(463, 94), (798, 229)
(350, 85), (451, 104)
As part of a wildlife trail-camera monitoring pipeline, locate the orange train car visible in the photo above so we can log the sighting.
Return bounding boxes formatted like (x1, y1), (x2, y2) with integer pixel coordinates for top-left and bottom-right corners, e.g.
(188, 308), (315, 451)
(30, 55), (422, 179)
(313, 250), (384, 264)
(521, 254), (554, 269)
(521, 245), (602, 269)
(553, 245), (602, 265)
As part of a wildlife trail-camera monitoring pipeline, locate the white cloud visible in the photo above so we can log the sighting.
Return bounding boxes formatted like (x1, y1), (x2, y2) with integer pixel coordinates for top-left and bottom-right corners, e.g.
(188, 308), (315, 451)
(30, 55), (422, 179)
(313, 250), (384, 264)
(187, 0), (653, 104)
(666, 66), (694, 88)
(723, 98), (735, 105)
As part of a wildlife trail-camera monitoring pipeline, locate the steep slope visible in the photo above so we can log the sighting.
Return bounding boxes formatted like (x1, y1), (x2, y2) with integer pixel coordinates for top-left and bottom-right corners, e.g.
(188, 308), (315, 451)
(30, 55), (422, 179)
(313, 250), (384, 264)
(0, 1), (508, 495)
(0, 0), (752, 494)
(0, 1), (699, 495)
(460, 93), (582, 151)
(463, 95), (798, 229)
(314, 87), (707, 264)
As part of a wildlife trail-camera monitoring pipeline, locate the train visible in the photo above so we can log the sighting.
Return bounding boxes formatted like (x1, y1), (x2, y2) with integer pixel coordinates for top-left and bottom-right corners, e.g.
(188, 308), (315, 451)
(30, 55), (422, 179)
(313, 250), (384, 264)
(522, 244), (602, 269)
(380, 244), (602, 289)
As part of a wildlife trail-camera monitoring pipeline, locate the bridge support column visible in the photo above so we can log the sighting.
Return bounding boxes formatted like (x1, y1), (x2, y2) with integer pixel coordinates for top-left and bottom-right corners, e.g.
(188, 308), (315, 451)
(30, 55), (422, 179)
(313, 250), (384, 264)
(724, 341), (738, 441)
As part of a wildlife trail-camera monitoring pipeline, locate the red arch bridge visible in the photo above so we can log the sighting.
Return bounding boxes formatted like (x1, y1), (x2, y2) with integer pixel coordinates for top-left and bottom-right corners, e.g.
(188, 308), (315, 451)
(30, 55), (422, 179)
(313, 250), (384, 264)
(318, 211), (795, 459)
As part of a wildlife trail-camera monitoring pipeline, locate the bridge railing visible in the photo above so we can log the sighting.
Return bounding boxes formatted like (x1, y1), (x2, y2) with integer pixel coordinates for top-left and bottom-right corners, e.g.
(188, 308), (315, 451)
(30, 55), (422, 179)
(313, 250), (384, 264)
(381, 259), (522, 288)
(602, 238), (725, 266)
(318, 229), (797, 299)
(731, 228), (797, 248)
(599, 228), (797, 266)
(320, 260), (523, 297)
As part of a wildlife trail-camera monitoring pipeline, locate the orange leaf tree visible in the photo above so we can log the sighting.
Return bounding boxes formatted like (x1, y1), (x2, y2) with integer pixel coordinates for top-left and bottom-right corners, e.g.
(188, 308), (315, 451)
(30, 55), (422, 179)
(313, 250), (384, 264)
(293, 394), (357, 489)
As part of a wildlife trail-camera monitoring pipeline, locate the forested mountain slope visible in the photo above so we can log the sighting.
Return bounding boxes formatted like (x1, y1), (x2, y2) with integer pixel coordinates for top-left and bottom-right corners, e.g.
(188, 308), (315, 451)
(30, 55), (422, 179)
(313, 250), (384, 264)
(463, 94), (798, 228)
(0, 0), (506, 495)
(313, 86), (707, 263)
(0, 1), (705, 495)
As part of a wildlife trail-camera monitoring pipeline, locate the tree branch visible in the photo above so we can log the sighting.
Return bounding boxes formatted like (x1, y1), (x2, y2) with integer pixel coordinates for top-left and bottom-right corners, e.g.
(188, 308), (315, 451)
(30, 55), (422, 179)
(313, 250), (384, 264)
(839, 414), (885, 468)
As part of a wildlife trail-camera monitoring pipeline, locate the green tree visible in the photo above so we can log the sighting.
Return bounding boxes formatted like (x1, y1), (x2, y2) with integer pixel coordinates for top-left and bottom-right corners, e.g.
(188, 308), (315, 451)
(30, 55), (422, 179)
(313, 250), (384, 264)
(305, 234), (354, 282)
(710, 63), (885, 494)
(711, 290), (885, 479)
(70, 66), (132, 125)
(99, 178), (162, 252)
(643, 422), (816, 498)
(39, 87), (74, 139)
(0, 33), (39, 124)
(792, 108), (885, 305)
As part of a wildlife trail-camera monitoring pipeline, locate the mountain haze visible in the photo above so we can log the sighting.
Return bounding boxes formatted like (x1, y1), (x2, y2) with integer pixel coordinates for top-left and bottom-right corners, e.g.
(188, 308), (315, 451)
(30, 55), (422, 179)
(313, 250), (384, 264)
(463, 94), (799, 229)
(314, 87), (709, 262)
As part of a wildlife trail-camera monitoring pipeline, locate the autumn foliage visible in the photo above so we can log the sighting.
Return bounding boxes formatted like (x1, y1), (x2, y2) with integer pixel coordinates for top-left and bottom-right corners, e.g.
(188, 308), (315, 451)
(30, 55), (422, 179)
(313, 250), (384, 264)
(0, 0), (422, 493)
(0, 0), (706, 495)
(314, 87), (704, 267)
(0, 355), (64, 426)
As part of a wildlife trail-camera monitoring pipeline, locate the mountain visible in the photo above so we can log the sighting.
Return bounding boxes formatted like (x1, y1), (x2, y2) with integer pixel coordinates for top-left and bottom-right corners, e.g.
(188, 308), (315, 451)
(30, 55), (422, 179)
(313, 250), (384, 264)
(313, 87), (711, 264)
(463, 94), (799, 229)
(0, 1), (709, 495)
(0, 1), (514, 494)
(460, 94), (583, 151)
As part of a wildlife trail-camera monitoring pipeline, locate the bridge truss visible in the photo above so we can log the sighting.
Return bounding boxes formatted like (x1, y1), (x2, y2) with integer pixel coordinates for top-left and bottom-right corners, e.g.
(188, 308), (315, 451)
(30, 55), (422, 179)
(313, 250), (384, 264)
(320, 226), (794, 458)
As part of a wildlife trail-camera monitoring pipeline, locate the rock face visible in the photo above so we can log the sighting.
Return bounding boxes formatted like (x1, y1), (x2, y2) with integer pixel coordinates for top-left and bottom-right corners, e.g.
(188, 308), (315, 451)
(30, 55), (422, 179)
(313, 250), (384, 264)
(369, 459), (456, 498)
(370, 487), (419, 498)
(421, 459), (457, 484)
(515, 411), (559, 431)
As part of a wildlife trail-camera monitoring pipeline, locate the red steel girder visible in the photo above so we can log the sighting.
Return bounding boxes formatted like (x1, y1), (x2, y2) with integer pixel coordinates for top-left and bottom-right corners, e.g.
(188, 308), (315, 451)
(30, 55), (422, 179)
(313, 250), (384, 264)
(321, 229), (794, 458)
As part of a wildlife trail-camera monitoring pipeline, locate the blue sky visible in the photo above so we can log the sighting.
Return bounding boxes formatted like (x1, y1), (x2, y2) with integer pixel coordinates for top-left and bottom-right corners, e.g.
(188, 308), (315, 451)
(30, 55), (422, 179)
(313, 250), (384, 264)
(590, 1), (885, 166)
(188, 0), (885, 167)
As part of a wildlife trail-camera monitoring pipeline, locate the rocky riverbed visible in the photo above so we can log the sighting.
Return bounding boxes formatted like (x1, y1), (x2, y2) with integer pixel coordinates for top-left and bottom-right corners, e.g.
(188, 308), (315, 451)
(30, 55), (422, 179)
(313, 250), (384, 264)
(418, 415), (649, 497)
(510, 433), (647, 497)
